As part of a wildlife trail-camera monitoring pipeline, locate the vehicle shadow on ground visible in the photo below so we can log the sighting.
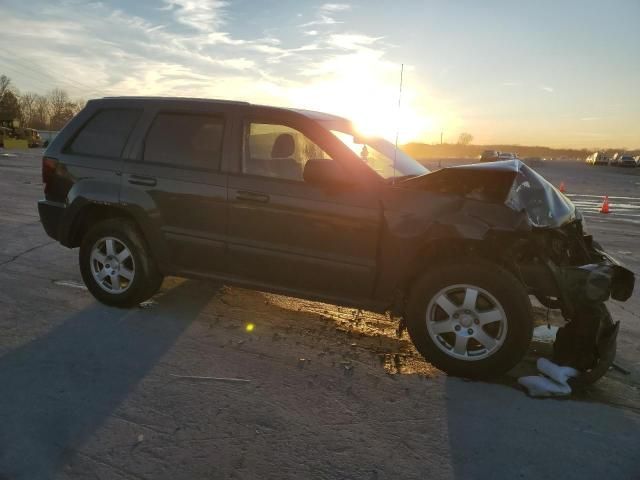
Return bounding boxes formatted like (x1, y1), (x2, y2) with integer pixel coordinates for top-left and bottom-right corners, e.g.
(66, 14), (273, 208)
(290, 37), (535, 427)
(443, 373), (640, 479)
(0, 280), (217, 480)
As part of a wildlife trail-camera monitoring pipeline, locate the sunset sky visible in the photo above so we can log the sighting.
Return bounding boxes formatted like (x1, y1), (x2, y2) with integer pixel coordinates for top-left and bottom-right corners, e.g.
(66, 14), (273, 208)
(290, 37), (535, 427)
(1, 0), (638, 148)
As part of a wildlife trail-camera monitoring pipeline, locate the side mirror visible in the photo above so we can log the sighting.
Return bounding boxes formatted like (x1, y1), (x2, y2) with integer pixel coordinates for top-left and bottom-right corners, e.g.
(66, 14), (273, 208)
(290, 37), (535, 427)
(303, 159), (348, 187)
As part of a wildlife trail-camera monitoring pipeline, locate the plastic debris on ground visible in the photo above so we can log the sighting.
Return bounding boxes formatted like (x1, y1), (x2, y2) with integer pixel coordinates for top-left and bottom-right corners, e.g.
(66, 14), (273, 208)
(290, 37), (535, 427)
(518, 358), (579, 398)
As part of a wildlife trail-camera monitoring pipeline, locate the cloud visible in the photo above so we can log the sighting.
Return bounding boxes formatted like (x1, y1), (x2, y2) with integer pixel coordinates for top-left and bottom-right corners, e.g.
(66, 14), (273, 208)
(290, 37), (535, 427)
(320, 3), (351, 12)
(299, 16), (341, 27)
(162, 0), (227, 31)
(540, 85), (554, 93)
(299, 2), (351, 27)
(0, 0), (447, 143)
(327, 33), (383, 50)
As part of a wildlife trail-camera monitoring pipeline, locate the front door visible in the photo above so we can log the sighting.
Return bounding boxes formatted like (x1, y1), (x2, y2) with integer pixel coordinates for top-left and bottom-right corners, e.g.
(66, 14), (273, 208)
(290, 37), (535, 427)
(227, 119), (381, 300)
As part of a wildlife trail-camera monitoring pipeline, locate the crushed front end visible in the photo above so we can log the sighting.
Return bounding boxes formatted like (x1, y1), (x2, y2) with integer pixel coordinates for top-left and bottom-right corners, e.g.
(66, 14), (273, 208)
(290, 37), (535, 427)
(399, 159), (635, 382)
(408, 159), (635, 383)
(501, 161), (635, 383)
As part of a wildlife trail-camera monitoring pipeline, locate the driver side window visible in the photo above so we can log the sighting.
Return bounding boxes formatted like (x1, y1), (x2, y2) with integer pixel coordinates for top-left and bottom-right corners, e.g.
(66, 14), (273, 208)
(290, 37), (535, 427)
(243, 123), (332, 181)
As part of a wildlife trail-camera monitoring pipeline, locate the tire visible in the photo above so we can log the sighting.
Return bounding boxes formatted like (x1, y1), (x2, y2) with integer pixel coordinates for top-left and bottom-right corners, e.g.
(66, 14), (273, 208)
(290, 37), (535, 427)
(406, 259), (533, 379)
(79, 218), (163, 308)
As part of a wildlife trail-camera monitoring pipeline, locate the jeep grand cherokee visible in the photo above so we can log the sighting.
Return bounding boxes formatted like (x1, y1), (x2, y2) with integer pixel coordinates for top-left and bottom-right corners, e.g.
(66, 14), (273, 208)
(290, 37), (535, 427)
(38, 97), (635, 380)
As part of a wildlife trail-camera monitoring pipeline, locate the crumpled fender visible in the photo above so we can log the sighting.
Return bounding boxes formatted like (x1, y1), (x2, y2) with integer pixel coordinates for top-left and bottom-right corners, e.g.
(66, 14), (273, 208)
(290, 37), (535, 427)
(375, 186), (530, 299)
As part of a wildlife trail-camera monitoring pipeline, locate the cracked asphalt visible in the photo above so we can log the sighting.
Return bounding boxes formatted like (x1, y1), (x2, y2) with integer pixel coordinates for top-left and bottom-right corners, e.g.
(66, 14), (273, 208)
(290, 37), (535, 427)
(1, 151), (639, 479)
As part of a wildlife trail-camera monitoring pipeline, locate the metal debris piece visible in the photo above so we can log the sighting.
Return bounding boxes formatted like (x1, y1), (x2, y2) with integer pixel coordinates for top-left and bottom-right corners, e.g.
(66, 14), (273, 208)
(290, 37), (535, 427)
(138, 300), (157, 309)
(169, 374), (250, 383)
(611, 362), (631, 375)
(53, 279), (87, 290)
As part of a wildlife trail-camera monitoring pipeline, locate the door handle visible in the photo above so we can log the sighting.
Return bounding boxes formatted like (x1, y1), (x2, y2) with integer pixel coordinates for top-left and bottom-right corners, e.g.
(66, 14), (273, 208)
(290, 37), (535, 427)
(236, 190), (270, 203)
(128, 175), (157, 187)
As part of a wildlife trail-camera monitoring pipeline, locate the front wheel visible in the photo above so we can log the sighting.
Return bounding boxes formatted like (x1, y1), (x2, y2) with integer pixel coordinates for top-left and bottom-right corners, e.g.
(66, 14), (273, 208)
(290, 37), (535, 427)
(406, 259), (533, 379)
(79, 218), (163, 308)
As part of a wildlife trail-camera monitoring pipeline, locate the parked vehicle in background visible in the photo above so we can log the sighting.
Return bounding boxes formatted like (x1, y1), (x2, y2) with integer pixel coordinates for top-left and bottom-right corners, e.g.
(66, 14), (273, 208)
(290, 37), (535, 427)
(586, 151), (609, 165)
(523, 157), (542, 167)
(0, 126), (43, 148)
(20, 128), (42, 148)
(37, 97), (635, 381)
(37, 130), (59, 148)
(618, 154), (637, 168)
(0, 126), (11, 147)
(479, 150), (500, 162)
(498, 152), (517, 160)
(634, 155), (640, 166)
(609, 152), (622, 166)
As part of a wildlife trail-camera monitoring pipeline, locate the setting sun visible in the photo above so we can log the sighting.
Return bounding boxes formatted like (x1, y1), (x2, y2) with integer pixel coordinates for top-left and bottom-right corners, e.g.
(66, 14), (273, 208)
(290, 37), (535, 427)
(285, 48), (446, 143)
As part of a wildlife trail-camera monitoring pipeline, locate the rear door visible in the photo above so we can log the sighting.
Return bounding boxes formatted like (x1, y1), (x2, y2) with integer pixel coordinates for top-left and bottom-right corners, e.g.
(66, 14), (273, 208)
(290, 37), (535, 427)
(121, 103), (232, 275)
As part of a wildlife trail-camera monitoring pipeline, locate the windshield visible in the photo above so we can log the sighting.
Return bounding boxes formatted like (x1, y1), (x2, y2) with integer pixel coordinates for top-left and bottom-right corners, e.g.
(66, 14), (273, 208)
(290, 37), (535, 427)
(321, 121), (428, 180)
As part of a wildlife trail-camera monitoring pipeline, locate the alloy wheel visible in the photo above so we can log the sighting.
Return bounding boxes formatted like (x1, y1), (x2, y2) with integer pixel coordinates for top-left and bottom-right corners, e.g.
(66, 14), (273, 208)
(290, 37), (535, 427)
(89, 236), (135, 294)
(426, 284), (508, 361)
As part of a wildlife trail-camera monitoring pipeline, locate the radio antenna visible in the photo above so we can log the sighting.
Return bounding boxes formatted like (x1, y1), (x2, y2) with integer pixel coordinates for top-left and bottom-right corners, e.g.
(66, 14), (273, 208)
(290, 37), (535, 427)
(392, 63), (404, 184)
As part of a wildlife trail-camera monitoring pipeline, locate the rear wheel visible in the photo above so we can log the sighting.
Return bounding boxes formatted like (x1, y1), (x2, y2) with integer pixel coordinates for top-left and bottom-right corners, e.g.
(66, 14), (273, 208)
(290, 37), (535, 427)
(406, 259), (533, 379)
(79, 219), (163, 307)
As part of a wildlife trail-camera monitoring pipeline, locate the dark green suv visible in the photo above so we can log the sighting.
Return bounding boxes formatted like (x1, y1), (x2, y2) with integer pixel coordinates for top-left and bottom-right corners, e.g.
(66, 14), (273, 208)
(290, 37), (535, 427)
(38, 97), (634, 379)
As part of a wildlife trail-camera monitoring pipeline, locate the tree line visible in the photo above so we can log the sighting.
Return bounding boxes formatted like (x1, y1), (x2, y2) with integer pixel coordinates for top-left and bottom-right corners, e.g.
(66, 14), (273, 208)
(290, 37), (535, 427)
(0, 74), (85, 131)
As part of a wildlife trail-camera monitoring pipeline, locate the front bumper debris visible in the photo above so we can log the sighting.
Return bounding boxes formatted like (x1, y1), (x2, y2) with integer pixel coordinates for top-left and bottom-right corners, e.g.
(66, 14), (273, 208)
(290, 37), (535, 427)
(518, 232), (634, 382)
(556, 254), (635, 305)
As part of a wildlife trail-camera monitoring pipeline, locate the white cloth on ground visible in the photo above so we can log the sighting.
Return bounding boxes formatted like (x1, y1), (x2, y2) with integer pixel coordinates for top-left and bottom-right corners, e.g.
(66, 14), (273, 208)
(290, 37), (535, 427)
(517, 358), (579, 398)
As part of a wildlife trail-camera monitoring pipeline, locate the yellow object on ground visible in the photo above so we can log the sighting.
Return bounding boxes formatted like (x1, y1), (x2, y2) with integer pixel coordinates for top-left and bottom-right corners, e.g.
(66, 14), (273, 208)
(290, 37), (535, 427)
(4, 138), (29, 149)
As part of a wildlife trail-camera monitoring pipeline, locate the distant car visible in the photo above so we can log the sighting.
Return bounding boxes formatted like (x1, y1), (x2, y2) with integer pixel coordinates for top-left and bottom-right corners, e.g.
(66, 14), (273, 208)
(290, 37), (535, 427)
(498, 152), (516, 161)
(586, 152), (608, 166)
(609, 152), (622, 166)
(618, 155), (637, 168)
(21, 128), (42, 148)
(524, 157), (542, 167)
(479, 150), (500, 162)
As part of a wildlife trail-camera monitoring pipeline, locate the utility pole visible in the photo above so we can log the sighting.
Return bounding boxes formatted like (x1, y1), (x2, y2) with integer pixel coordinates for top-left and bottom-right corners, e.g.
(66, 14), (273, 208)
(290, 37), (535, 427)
(440, 131), (443, 145)
(392, 63), (404, 184)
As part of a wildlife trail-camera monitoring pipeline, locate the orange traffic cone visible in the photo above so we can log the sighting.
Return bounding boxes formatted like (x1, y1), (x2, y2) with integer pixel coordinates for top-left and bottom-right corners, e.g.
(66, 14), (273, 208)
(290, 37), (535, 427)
(559, 181), (566, 193)
(600, 196), (610, 214)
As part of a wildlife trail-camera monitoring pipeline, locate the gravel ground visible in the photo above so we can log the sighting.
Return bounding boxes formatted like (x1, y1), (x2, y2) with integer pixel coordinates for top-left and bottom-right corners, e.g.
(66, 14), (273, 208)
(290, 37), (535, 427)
(1, 150), (639, 479)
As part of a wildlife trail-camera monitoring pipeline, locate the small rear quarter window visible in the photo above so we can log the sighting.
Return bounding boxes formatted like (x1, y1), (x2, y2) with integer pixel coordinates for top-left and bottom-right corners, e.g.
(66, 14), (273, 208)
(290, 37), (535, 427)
(67, 108), (141, 158)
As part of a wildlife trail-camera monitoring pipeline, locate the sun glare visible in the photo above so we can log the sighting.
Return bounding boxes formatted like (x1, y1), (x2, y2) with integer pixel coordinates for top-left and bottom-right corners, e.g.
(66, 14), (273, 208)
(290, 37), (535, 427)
(288, 52), (445, 144)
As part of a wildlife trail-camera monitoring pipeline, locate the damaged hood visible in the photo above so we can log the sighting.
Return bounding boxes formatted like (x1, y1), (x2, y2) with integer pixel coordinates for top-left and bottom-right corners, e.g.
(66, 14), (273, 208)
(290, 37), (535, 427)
(405, 159), (576, 228)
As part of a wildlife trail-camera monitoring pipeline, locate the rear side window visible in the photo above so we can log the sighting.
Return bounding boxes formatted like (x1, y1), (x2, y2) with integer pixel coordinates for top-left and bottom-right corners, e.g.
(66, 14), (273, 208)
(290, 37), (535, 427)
(143, 113), (224, 170)
(67, 109), (141, 158)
